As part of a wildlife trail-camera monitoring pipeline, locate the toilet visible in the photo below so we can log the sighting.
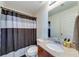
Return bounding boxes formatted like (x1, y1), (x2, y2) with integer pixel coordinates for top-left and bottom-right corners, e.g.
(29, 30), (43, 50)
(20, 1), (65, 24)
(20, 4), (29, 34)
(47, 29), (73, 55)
(25, 45), (38, 57)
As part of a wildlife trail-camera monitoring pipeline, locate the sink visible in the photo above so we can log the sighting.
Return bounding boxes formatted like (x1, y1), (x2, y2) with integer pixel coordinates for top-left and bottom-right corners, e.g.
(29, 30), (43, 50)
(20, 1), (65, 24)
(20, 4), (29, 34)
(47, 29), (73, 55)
(38, 39), (64, 52)
(46, 43), (64, 52)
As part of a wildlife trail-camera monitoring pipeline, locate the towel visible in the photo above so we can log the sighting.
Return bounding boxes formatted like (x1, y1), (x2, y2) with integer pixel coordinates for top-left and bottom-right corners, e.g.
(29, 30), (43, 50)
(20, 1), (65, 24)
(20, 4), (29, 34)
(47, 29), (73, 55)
(73, 15), (79, 51)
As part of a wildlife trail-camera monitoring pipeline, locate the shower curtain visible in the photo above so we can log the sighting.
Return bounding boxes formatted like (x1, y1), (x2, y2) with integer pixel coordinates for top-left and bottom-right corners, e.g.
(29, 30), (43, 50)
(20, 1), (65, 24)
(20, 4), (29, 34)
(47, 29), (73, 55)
(0, 7), (37, 56)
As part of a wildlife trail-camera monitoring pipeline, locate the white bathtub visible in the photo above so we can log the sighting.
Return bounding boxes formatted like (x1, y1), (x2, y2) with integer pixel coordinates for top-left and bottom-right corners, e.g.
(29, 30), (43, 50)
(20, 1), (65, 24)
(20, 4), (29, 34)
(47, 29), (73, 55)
(0, 45), (37, 57)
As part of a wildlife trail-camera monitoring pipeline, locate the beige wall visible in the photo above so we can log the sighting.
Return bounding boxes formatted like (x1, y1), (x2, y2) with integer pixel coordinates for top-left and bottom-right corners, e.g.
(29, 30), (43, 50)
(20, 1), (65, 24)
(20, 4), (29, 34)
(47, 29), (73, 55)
(0, 1), (4, 13)
(0, 1), (4, 6)
(1, 1), (33, 16)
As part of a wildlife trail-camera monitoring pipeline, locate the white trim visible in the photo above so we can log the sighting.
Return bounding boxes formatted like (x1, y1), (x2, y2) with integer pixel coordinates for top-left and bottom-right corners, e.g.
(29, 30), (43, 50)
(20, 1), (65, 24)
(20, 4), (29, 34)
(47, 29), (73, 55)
(48, 1), (65, 12)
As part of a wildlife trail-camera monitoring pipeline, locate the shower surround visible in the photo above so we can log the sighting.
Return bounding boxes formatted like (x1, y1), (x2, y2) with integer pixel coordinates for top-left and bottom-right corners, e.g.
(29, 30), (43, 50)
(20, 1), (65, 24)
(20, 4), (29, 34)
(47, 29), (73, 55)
(0, 7), (37, 56)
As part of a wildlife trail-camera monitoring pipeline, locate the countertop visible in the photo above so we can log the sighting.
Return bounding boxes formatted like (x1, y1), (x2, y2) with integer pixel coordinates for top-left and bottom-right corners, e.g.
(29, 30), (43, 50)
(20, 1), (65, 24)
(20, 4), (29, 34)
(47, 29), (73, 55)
(37, 39), (79, 57)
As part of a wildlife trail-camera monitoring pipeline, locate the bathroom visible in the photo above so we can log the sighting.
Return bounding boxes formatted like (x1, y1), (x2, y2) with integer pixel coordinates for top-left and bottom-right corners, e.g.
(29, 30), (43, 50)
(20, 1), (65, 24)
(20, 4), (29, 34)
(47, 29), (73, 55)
(38, 1), (79, 57)
(0, 1), (79, 57)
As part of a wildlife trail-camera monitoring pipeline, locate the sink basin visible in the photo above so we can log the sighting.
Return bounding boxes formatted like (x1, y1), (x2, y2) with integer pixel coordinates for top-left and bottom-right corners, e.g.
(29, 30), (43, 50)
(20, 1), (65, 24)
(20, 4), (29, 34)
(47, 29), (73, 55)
(38, 39), (64, 52)
(46, 43), (64, 52)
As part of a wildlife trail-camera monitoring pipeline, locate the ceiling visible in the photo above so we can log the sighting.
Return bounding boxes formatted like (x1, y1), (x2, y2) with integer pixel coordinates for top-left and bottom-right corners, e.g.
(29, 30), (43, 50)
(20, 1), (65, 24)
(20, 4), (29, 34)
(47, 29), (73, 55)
(4, 1), (45, 15)
(49, 1), (78, 17)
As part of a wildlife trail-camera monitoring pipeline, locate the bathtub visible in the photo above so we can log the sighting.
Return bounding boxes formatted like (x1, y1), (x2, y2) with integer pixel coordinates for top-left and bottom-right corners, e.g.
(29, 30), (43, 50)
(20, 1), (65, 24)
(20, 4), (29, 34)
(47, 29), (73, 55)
(0, 45), (37, 57)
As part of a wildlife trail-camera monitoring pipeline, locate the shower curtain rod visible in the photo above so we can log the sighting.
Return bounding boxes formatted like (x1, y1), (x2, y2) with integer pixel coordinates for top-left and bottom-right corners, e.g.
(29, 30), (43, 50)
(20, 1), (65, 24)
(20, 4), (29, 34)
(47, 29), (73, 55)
(0, 6), (36, 19)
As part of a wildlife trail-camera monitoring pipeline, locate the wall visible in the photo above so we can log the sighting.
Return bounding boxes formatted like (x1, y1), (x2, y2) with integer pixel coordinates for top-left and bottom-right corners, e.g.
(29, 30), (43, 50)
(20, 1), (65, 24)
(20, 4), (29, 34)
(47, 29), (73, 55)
(0, 1), (4, 13)
(2, 2), (33, 17)
(36, 2), (48, 39)
(0, 1), (4, 6)
(49, 5), (78, 41)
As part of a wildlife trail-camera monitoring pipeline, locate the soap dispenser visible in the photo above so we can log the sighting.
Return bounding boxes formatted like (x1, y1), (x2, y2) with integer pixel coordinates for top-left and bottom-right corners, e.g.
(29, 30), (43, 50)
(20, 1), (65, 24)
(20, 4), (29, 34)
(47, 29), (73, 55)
(67, 38), (71, 48)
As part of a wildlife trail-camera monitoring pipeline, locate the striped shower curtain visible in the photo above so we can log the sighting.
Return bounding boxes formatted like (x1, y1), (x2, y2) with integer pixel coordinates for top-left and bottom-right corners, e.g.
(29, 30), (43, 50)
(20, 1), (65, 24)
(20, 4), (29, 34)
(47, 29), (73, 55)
(0, 8), (37, 56)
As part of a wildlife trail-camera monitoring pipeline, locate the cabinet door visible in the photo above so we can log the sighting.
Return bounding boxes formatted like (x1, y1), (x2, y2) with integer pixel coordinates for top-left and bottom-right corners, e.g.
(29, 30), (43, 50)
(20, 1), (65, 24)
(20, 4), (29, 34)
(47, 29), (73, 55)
(38, 46), (54, 57)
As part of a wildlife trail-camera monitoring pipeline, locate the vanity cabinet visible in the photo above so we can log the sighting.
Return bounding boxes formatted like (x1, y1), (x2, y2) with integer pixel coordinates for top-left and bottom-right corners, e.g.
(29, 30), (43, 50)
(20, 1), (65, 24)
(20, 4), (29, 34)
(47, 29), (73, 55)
(38, 46), (54, 57)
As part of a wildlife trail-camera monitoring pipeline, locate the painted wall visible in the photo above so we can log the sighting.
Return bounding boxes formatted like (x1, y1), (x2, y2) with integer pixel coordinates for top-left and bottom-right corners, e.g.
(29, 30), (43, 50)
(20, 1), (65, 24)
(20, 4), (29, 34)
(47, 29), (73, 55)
(49, 5), (78, 41)
(36, 2), (48, 39)
(0, 1), (4, 6)
(1, 1), (33, 16)
(0, 1), (4, 13)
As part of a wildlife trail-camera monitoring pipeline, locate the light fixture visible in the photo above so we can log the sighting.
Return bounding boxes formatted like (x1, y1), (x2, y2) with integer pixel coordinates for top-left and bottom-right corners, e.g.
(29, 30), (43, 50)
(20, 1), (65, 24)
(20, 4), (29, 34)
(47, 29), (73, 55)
(49, 1), (57, 6)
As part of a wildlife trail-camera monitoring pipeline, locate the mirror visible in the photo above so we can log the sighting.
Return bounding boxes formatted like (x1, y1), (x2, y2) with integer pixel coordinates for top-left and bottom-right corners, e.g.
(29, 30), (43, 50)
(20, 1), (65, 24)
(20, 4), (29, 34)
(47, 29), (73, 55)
(48, 1), (78, 43)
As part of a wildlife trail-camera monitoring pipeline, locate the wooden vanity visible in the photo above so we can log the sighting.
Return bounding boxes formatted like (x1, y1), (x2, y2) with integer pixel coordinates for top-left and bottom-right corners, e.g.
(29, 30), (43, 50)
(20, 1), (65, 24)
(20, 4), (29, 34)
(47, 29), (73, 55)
(37, 39), (79, 57)
(38, 46), (54, 57)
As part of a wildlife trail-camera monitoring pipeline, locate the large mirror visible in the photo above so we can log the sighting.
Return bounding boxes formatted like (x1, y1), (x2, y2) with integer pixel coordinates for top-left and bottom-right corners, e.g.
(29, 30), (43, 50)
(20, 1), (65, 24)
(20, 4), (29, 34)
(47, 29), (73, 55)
(48, 1), (79, 43)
